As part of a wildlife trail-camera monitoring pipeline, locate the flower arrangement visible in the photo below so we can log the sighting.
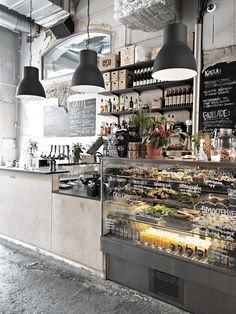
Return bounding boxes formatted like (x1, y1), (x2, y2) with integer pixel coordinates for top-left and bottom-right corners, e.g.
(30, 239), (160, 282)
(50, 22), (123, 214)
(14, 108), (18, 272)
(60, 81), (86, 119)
(27, 139), (38, 157)
(147, 116), (171, 149)
(72, 142), (84, 163)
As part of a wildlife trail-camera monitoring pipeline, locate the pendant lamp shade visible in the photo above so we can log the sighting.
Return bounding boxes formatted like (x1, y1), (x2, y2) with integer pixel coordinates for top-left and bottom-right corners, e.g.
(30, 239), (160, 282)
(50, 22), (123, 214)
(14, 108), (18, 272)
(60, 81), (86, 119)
(152, 23), (197, 81)
(16, 66), (46, 100)
(71, 49), (105, 93)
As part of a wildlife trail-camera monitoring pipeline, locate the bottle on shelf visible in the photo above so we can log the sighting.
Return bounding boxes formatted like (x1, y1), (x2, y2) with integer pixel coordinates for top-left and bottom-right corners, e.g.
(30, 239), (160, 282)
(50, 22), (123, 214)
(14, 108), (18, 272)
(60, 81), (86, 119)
(146, 67), (151, 85)
(124, 96), (129, 111)
(127, 73), (133, 88)
(150, 67), (154, 85)
(140, 69), (144, 86)
(108, 98), (112, 112)
(189, 88), (193, 106)
(185, 88), (190, 106)
(143, 68), (147, 85)
(181, 88), (186, 106)
(176, 88), (181, 106)
(134, 98), (139, 110)
(104, 100), (108, 113)
(100, 99), (104, 113)
(133, 70), (137, 87)
(136, 69), (140, 86)
(129, 96), (134, 110)
(165, 90), (169, 107)
(169, 89), (173, 107)
(172, 89), (177, 107)
(112, 97), (117, 112)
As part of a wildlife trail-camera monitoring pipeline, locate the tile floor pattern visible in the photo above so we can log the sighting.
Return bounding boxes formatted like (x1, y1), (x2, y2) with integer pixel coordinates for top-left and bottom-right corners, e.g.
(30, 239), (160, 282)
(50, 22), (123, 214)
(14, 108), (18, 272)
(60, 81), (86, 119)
(0, 240), (189, 314)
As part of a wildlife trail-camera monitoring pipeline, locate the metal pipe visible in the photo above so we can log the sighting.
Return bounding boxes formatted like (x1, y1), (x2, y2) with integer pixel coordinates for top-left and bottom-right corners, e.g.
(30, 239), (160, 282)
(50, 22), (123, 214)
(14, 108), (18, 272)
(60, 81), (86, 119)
(0, 5), (37, 35)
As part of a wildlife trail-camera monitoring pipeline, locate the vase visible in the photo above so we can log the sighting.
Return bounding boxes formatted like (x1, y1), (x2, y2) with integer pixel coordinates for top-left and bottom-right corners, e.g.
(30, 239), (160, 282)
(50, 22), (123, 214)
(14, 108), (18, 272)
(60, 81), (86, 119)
(146, 143), (162, 158)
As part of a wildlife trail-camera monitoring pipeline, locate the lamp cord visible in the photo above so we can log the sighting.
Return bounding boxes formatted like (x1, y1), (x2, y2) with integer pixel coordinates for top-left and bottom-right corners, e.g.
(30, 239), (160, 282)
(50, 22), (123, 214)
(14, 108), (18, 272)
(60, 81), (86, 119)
(86, 0), (90, 49)
(29, 0), (32, 66)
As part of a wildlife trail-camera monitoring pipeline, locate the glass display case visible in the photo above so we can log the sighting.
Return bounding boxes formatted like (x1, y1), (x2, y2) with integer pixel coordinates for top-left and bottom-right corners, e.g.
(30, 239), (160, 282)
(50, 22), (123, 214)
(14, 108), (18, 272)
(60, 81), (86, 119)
(102, 157), (236, 272)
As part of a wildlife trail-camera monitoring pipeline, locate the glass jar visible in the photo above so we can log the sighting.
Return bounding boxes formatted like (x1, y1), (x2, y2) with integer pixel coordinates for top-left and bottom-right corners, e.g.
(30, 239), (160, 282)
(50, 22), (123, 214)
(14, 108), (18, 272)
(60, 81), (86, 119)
(217, 129), (236, 161)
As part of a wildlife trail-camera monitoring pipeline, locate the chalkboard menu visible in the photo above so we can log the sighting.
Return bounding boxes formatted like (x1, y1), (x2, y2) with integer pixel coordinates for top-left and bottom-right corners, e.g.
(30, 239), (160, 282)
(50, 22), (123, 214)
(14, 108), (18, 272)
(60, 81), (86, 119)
(200, 61), (236, 131)
(44, 98), (96, 137)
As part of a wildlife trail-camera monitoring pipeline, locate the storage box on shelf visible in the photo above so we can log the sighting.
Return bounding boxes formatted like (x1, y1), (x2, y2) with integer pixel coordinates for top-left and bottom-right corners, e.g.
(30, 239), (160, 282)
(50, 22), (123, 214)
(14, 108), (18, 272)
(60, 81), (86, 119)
(99, 53), (120, 71)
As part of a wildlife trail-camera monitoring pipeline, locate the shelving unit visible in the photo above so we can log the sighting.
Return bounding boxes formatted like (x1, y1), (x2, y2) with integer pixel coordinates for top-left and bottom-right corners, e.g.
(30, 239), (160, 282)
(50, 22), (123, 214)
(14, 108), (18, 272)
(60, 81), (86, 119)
(98, 106), (193, 121)
(99, 80), (192, 97)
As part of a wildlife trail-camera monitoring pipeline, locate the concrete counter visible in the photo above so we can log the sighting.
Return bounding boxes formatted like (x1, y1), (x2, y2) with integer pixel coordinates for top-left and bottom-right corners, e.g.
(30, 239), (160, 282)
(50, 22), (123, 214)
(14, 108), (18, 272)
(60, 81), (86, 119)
(0, 166), (69, 175)
(0, 168), (103, 273)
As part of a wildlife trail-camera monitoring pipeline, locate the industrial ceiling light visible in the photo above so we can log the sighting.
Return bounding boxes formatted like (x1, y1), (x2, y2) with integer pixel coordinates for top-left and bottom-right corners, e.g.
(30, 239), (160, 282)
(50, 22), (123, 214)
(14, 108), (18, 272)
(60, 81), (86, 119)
(16, 0), (46, 100)
(152, 23), (197, 81)
(71, 0), (105, 93)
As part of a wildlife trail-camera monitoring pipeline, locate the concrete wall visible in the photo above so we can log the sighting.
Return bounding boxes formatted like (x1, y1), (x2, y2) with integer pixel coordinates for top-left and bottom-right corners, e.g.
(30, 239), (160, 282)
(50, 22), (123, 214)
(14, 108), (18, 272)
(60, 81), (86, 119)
(0, 26), (19, 162)
(18, 0), (236, 156)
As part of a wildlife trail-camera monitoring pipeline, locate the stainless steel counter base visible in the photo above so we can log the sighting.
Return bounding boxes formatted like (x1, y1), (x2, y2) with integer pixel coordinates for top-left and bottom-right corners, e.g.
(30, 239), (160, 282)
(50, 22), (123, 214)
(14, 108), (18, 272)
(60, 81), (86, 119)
(101, 236), (236, 314)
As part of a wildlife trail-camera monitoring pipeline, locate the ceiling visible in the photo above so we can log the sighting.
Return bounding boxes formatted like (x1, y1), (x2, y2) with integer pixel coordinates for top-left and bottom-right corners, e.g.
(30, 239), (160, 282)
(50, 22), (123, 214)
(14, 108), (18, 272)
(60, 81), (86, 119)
(0, 0), (75, 28)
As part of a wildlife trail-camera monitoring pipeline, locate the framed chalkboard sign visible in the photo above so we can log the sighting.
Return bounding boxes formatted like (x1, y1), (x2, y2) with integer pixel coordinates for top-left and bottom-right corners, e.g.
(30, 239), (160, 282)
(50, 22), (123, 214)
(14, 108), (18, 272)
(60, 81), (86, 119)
(44, 98), (96, 137)
(199, 61), (236, 132)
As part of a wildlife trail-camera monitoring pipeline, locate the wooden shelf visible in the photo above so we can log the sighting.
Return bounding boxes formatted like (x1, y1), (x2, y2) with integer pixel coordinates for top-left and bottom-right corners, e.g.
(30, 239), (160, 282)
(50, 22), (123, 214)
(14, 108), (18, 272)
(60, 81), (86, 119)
(101, 59), (154, 73)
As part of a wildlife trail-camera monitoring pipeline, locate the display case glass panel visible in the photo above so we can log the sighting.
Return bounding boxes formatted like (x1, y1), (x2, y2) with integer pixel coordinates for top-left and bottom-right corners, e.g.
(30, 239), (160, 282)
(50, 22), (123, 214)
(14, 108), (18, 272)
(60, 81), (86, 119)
(102, 158), (236, 271)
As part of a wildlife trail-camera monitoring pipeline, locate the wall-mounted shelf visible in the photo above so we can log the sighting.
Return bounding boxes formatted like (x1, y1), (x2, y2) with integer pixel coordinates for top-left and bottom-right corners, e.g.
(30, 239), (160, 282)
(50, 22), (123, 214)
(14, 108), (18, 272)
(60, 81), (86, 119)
(98, 105), (193, 118)
(99, 80), (192, 97)
(101, 59), (155, 74)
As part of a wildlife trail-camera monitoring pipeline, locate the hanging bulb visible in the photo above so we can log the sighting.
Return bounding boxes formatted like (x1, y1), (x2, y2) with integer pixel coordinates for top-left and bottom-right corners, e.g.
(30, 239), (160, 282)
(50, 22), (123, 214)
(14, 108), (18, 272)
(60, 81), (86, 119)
(16, 66), (46, 100)
(152, 23), (197, 81)
(71, 49), (105, 93)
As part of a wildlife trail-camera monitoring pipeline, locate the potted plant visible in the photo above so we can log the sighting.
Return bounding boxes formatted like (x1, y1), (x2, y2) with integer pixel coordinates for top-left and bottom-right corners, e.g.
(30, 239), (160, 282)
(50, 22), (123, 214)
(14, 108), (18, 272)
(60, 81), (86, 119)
(129, 109), (152, 138)
(72, 142), (84, 164)
(27, 139), (38, 157)
(146, 115), (171, 157)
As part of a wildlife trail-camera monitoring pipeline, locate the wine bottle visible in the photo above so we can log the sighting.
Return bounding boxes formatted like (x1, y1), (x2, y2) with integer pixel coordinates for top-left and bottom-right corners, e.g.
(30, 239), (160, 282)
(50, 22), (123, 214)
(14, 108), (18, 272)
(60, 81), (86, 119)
(108, 98), (112, 112)
(129, 96), (134, 110)
(181, 88), (186, 106)
(133, 70), (137, 87)
(172, 89), (177, 107)
(147, 67), (150, 85)
(186, 88), (190, 106)
(177, 88), (181, 107)
(169, 90), (173, 107)
(140, 69), (144, 86)
(136, 70), (140, 86)
(165, 90), (169, 107)
(143, 68), (147, 85)
(189, 88), (193, 106)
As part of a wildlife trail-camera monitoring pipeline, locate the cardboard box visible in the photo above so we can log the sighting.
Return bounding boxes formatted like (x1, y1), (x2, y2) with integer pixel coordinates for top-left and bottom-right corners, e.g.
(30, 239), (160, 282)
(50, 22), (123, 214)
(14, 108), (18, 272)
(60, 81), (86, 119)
(151, 47), (161, 60)
(119, 79), (127, 90)
(103, 72), (110, 83)
(99, 54), (120, 71)
(111, 70), (119, 81)
(112, 81), (119, 91)
(119, 69), (132, 80)
(120, 46), (135, 66)
(105, 82), (111, 91)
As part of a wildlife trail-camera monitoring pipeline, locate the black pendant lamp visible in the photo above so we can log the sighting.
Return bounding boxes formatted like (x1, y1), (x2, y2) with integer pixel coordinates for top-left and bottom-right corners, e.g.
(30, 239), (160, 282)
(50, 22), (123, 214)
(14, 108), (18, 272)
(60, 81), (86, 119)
(16, 0), (46, 100)
(71, 0), (105, 93)
(152, 23), (197, 81)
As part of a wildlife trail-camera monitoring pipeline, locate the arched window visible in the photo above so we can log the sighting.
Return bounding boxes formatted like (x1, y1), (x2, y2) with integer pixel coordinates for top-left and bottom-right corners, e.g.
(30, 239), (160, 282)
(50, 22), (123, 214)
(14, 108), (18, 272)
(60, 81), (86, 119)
(42, 31), (112, 80)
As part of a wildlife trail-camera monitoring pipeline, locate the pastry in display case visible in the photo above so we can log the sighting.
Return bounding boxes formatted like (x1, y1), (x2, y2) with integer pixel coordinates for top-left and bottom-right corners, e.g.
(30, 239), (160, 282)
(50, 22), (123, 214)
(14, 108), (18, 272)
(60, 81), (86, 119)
(102, 158), (236, 271)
